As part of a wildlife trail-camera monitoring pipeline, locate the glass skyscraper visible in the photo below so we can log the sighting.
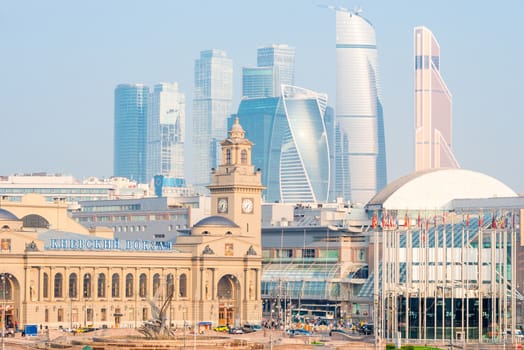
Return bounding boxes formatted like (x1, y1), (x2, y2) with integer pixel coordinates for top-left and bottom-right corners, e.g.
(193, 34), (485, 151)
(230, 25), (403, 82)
(242, 66), (278, 98)
(257, 44), (295, 88)
(192, 49), (233, 188)
(147, 83), (186, 182)
(335, 9), (387, 204)
(414, 26), (459, 171)
(114, 83), (150, 184)
(234, 85), (331, 203)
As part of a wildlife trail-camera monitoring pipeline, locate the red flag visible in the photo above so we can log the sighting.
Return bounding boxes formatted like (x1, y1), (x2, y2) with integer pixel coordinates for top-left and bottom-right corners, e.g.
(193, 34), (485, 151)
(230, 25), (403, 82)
(417, 212), (421, 228)
(404, 213), (410, 227)
(466, 214), (469, 227)
(372, 212), (377, 229)
(491, 212), (497, 229)
(479, 214), (484, 227)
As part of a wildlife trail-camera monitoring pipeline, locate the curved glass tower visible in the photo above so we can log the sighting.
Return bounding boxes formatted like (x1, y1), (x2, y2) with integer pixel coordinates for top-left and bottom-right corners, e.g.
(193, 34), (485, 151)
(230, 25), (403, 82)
(336, 9), (387, 204)
(234, 85), (330, 203)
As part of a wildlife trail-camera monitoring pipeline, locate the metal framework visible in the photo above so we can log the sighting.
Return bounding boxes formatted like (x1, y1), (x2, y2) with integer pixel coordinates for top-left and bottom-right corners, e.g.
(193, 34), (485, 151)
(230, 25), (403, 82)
(373, 209), (521, 347)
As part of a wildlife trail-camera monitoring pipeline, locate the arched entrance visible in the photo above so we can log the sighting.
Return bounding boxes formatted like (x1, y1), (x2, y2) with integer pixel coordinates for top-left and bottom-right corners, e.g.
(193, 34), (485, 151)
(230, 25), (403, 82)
(0, 273), (19, 332)
(217, 275), (240, 327)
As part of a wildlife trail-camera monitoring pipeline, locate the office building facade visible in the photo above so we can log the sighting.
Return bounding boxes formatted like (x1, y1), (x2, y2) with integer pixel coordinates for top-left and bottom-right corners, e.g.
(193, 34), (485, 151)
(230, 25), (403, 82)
(147, 83), (186, 182)
(414, 26), (459, 171)
(335, 9), (387, 204)
(192, 50), (233, 188)
(234, 85), (331, 203)
(257, 44), (295, 88)
(114, 84), (149, 184)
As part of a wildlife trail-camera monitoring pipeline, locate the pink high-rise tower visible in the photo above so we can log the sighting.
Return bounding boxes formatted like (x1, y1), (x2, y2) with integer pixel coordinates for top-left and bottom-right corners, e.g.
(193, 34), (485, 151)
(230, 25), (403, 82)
(414, 26), (459, 171)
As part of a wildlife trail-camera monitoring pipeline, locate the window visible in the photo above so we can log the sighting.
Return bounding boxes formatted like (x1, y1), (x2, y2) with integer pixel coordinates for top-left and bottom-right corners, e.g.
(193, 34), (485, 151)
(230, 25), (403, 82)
(302, 248), (315, 258)
(139, 274), (147, 298)
(179, 274), (187, 297)
(278, 249), (293, 258)
(125, 273), (134, 298)
(54, 273), (63, 298)
(226, 149), (231, 165)
(97, 273), (106, 298)
(112, 273), (120, 298)
(166, 274), (174, 298)
(43, 273), (49, 298)
(241, 149), (247, 164)
(142, 308), (148, 321)
(153, 274), (160, 296)
(69, 273), (77, 298)
(83, 274), (92, 298)
(57, 308), (64, 322)
(101, 308), (107, 322)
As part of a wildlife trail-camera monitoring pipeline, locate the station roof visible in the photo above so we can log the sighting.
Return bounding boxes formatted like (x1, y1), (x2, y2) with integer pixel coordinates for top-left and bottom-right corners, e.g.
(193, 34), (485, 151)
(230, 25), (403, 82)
(367, 168), (517, 210)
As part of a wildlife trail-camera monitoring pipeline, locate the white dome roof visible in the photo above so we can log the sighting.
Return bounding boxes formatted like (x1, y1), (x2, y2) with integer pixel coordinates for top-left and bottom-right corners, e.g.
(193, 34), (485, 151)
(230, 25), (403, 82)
(367, 168), (517, 210)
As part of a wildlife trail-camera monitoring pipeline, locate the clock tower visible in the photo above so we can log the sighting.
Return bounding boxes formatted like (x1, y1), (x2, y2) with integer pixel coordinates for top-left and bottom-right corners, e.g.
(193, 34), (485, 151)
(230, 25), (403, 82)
(208, 118), (264, 238)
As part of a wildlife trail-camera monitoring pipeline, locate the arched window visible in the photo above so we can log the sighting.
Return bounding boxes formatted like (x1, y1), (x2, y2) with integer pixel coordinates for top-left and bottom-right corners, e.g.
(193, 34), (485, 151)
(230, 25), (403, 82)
(43, 273), (49, 298)
(166, 274), (174, 298)
(69, 273), (77, 298)
(83, 273), (92, 298)
(226, 149), (231, 165)
(179, 274), (187, 298)
(153, 274), (160, 296)
(54, 273), (63, 298)
(125, 273), (134, 298)
(241, 149), (247, 164)
(139, 274), (147, 298)
(97, 273), (106, 298)
(112, 273), (120, 298)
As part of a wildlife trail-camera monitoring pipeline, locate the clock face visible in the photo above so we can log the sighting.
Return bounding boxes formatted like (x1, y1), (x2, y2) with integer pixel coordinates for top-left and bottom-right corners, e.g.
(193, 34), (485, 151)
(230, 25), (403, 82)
(242, 198), (253, 213)
(217, 198), (228, 213)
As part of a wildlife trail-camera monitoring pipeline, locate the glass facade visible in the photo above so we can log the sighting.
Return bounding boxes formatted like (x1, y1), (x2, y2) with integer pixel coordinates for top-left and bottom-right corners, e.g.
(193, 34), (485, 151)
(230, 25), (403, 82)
(242, 66), (278, 98)
(234, 85), (331, 203)
(147, 83), (186, 182)
(192, 50), (233, 188)
(335, 10), (387, 204)
(257, 44), (295, 88)
(414, 26), (459, 171)
(114, 84), (149, 184)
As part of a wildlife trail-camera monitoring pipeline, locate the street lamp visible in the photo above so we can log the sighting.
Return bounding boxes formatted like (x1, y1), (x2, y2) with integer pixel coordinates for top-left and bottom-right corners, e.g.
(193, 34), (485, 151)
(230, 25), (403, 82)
(1, 273), (13, 350)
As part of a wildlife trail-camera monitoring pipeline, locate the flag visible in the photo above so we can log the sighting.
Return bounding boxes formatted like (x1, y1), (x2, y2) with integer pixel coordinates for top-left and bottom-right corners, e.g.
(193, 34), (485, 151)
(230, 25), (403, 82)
(404, 213), (410, 228)
(465, 214), (469, 228)
(371, 212), (378, 229)
(479, 213), (484, 227)
(491, 212), (497, 229)
(417, 212), (421, 228)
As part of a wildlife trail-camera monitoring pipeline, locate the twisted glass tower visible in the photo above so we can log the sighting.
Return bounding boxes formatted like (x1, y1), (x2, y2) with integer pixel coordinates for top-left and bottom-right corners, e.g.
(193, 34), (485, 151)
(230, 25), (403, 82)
(336, 9), (387, 204)
(234, 85), (330, 203)
(414, 26), (459, 171)
(114, 84), (149, 184)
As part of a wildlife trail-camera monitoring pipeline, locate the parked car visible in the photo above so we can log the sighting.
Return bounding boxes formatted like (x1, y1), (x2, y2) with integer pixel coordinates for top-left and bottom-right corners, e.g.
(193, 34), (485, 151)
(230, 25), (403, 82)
(213, 325), (228, 332)
(506, 329), (524, 338)
(229, 327), (244, 334)
(1, 328), (15, 337)
(242, 324), (261, 333)
(287, 328), (312, 336)
(359, 323), (374, 335)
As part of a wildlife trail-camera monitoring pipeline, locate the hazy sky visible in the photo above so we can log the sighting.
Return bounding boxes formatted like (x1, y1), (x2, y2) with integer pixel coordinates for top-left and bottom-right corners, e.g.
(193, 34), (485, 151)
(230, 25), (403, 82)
(2, 0), (523, 193)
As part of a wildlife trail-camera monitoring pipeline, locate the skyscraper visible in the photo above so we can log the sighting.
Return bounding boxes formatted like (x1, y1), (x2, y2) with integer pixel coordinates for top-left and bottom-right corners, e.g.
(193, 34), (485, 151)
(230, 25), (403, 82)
(242, 66), (278, 98)
(114, 84), (149, 184)
(257, 44), (295, 87)
(192, 49), (233, 188)
(414, 26), (459, 171)
(234, 85), (331, 203)
(335, 8), (387, 204)
(147, 83), (186, 182)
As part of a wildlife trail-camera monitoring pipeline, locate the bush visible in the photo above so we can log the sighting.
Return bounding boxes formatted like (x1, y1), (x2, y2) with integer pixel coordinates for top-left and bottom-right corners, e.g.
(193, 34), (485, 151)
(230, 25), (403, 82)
(401, 345), (414, 350)
(385, 344), (396, 350)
